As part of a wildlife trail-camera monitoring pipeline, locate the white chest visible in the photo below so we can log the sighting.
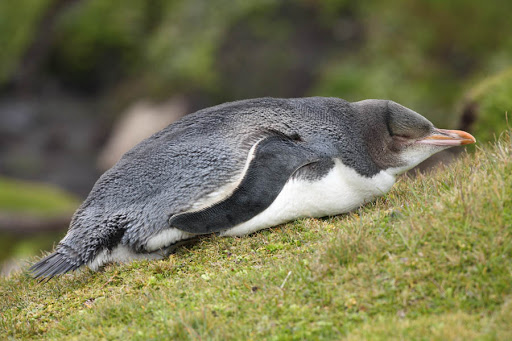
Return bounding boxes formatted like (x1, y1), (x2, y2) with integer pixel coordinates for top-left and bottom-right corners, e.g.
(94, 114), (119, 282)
(220, 159), (396, 237)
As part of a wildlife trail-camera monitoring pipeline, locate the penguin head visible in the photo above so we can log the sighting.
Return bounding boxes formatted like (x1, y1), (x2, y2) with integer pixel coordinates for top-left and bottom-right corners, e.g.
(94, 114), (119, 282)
(352, 99), (476, 175)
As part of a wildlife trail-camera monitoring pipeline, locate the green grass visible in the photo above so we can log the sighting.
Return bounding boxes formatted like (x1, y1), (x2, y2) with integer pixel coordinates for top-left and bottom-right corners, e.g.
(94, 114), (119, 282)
(1, 134), (511, 340)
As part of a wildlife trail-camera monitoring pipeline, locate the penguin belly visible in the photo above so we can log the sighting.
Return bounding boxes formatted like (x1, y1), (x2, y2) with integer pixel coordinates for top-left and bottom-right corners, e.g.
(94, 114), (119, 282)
(220, 158), (396, 237)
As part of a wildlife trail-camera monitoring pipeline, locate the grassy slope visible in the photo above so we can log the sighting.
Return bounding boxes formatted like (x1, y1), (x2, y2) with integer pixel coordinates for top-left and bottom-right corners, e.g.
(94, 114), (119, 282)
(1, 134), (511, 340)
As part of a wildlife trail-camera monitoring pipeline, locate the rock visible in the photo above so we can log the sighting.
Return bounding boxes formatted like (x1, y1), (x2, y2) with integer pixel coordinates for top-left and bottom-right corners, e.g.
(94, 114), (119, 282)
(1, 257), (25, 278)
(0, 93), (104, 196)
(97, 97), (188, 170)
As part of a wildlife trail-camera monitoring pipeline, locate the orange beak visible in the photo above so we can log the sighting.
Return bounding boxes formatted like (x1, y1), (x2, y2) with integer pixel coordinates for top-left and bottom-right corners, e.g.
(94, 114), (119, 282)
(417, 129), (476, 146)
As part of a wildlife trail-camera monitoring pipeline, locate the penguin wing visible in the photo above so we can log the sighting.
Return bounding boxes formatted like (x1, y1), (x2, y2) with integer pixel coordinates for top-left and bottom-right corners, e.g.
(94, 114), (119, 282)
(168, 132), (322, 234)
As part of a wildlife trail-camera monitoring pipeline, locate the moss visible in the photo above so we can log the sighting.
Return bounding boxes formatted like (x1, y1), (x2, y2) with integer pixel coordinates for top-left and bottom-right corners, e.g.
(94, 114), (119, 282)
(464, 68), (512, 143)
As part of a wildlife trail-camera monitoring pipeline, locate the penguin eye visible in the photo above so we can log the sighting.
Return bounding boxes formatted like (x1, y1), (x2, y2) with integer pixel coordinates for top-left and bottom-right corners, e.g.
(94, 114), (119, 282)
(385, 119), (411, 139)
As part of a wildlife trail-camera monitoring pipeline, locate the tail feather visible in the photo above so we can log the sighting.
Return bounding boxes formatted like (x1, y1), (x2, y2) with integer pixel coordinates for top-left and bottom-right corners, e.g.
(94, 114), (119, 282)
(29, 252), (81, 280)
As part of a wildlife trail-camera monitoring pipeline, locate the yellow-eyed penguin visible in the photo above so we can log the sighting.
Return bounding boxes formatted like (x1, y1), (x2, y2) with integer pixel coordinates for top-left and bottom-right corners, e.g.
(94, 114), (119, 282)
(30, 97), (475, 278)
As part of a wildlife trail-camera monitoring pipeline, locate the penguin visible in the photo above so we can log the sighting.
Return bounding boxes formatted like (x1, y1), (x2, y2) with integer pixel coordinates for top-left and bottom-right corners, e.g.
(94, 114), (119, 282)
(30, 97), (475, 278)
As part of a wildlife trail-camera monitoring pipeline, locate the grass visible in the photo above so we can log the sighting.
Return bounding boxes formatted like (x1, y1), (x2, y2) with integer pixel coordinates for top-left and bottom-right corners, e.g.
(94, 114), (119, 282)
(1, 133), (511, 340)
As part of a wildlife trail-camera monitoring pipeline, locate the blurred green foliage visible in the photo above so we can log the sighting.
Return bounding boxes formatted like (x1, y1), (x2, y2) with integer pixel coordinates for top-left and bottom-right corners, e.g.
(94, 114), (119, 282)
(465, 68), (512, 143)
(0, 0), (51, 84)
(48, 0), (279, 93)
(144, 0), (277, 94)
(312, 0), (512, 124)
(49, 0), (150, 89)
(0, 177), (78, 262)
(0, 176), (79, 217)
(1, 0), (510, 123)
(0, 232), (65, 263)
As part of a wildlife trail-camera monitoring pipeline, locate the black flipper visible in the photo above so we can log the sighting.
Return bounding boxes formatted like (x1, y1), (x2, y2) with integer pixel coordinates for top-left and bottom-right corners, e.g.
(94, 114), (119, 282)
(168, 133), (320, 234)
